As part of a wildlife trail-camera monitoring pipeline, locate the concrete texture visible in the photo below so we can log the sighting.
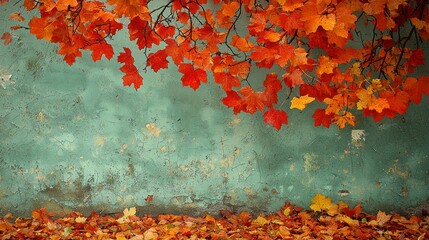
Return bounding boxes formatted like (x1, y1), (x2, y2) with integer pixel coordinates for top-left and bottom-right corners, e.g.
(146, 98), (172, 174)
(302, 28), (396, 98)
(0, 5), (429, 217)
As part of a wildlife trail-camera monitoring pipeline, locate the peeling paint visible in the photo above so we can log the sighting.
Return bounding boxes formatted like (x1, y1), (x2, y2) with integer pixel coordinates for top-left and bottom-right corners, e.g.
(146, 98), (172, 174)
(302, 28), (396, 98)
(36, 112), (46, 122)
(95, 136), (105, 148)
(386, 162), (409, 178)
(118, 144), (128, 153)
(145, 123), (161, 137)
(227, 116), (241, 126)
(351, 130), (365, 147)
(303, 153), (319, 172)
(0, 67), (14, 89)
(244, 187), (256, 199)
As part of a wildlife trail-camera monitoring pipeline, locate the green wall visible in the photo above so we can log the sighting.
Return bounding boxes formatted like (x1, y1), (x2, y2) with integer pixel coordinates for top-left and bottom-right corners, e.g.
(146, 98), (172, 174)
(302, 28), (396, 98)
(1, 5), (429, 217)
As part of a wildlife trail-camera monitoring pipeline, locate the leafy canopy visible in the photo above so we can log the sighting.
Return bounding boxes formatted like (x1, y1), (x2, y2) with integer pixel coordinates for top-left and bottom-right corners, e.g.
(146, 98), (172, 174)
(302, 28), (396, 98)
(2, 0), (429, 130)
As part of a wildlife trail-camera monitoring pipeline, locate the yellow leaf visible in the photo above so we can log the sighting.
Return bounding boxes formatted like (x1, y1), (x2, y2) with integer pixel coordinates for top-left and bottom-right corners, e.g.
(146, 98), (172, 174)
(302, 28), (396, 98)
(338, 215), (359, 227)
(350, 62), (361, 76)
(337, 201), (349, 211)
(310, 193), (332, 212)
(283, 207), (291, 217)
(356, 88), (372, 110)
(327, 203), (339, 216)
(252, 215), (269, 226)
(278, 226), (291, 238)
(75, 216), (87, 223)
(116, 235), (127, 240)
(290, 95), (315, 111)
(124, 207), (136, 217)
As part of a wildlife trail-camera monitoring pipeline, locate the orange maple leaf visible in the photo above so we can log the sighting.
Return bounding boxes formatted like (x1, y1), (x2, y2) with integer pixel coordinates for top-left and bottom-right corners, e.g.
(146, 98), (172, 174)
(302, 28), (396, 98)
(9, 12), (25, 22)
(107, 0), (151, 20)
(301, 3), (336, 34)
(316, 56), (338, 76)
(1, 32), (12, 45)
(334, 111), (355, 128)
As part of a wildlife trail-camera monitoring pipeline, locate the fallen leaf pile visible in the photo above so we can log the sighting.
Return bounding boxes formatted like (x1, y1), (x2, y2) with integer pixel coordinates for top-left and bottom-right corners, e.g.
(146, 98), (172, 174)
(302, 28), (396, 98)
(0, 194), (428, 239)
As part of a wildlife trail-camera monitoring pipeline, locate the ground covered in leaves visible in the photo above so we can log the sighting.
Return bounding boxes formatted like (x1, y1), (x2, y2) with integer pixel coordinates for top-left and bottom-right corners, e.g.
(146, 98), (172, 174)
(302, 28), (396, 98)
(0, 194), (428, 239)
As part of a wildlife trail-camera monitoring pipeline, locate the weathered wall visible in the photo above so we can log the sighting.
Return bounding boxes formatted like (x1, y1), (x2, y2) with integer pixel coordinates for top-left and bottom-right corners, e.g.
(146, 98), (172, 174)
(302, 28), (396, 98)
(1, 5), (429, 217)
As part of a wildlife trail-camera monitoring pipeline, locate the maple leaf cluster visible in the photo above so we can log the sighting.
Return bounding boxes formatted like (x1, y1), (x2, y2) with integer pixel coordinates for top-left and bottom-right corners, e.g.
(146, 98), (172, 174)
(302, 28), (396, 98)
(2, 0), (429, 130)
(0, 194), (428, 239)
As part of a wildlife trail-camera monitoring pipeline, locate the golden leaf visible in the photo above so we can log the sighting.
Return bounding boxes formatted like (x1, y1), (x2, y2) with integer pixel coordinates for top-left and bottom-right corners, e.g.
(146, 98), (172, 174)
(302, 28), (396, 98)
(310, 193), (332, 212)
(290, 95), (315, 111)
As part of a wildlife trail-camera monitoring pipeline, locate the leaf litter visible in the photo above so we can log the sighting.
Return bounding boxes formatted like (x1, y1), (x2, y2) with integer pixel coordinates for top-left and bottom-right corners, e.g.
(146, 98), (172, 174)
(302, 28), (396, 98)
(0, 194), (428, 239)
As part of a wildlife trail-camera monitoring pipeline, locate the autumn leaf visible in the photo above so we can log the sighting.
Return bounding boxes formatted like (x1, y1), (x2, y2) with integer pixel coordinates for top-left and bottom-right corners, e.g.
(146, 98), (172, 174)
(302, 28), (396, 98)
(290, 95), (315, 111)
(316, 56), (337, 76)
(312, 108), (334, 128)
(9, 12), (25, 22)
(263, 108), (288, 130)
(1, 32), (12, 45)
(178, 63), (207, 90)
(213, 72), (241, 91)
(238, 86), (266, 114)
(124, 207), (136, 217)
(231, 35), (254, 52)
(221, 1), (240, 18)
(310, 193), (333, 212)
(369, 211), (392, 227)
(107, 0), (151, 20)
(252, 215), (269, 226)
(404, 76), (429, 104)
(87, 42), (114, 62)
(333, 111), (355, 128)
(118, 47), (143, 90)
(75, 216), (87, 223)
(283, 67), (304, 88)
(147, 50), (169, 72)
(145, 195), (154, 203)
(0, 0), (8, 5)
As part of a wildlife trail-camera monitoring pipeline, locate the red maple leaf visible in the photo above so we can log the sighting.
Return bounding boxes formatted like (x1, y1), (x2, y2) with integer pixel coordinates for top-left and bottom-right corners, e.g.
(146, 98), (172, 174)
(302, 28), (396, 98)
(283, 67), (304, 88)
(312, 108), (334, 128)
(342, 204), (362, 218)
(164, 39), (187, 65)
(178, 63), (207, 90)
(379, 90), (409, 115)
(300, 83), (336, 101)
(403, 76), (429, 104)
(363, 108), (396, 122)
(263, 73), (282, 107)
(263, 108), (288, 130)
(128, 16), (161, 49)
(118, 47), (143, 90)
(86, 42), (114, 61)
(406, 48), (425, 73)
(238, 86), (266, 114)
(222, 90), (243, 114)
(147, 49), (169, 72)
(213, 72), (241, 91)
